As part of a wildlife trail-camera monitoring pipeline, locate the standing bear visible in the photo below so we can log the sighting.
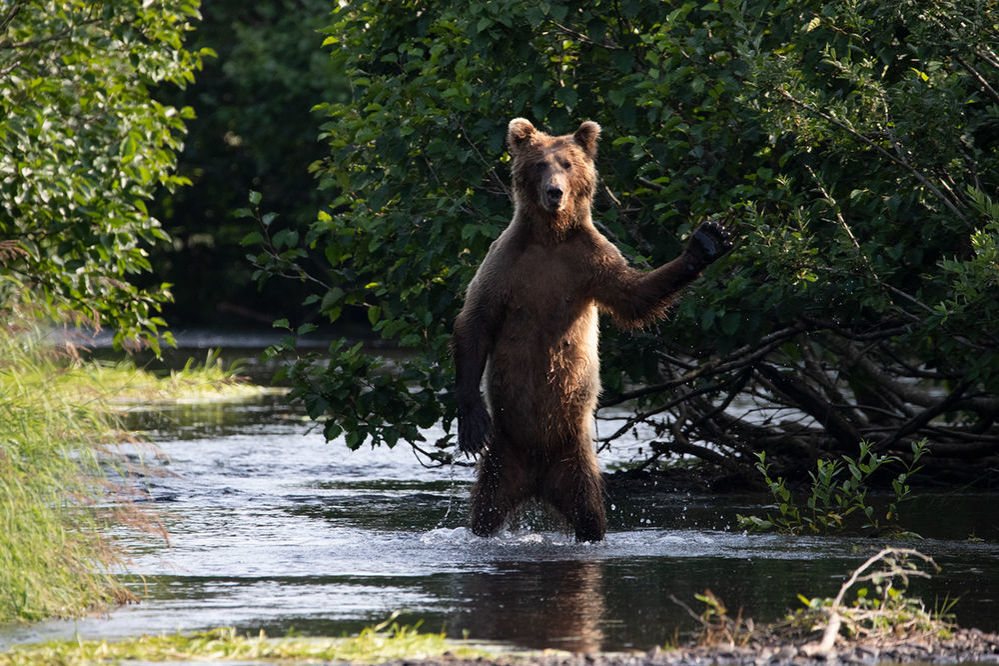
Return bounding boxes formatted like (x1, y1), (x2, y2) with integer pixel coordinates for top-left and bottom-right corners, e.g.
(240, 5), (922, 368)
(452, 118), (731, 542)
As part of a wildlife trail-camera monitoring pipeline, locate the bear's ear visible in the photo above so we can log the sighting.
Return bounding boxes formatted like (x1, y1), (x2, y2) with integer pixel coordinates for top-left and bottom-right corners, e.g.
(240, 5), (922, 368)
(507, 118), (537, 153)
(573, 120), (601, 158)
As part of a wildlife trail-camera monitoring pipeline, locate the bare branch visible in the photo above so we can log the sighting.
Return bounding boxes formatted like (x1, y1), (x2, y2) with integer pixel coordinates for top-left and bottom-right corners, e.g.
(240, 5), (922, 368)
(600, 323), (810, 408)
(650, 438), (742, 473)
(757, 362), (862, 451)
(875, 381), (970, 450)
(807, 548), (939, 657)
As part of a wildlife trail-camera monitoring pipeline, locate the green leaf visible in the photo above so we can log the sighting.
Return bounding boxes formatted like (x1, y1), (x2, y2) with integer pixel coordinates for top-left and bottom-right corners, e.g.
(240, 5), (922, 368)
(241, 231), (264, 246)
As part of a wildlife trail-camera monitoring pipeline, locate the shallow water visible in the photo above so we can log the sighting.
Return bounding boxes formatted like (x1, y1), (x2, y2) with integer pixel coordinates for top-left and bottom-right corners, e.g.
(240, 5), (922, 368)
(2, 393), (997, 652)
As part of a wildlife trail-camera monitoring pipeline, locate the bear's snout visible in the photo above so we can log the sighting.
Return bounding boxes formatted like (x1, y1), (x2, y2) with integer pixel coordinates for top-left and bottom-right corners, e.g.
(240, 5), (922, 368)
(545, 184), (564, 209)
(539, 169), (569, 212)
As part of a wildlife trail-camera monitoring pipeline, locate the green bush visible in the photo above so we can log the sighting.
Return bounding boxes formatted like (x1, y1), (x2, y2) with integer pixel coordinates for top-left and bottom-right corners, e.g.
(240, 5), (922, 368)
(737, 440), (927, 536)
(252, 1), (998, 476)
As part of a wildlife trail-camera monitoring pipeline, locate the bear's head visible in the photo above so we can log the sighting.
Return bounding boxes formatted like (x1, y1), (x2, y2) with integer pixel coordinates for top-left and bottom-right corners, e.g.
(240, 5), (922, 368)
(507, 118), (600, 230)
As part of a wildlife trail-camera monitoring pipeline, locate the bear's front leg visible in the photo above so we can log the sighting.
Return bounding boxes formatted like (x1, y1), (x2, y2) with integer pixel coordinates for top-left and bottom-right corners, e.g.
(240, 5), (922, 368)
(452, 308), (496, 455)
(457, 399), (492, 455)
(591, 217), (733, 330)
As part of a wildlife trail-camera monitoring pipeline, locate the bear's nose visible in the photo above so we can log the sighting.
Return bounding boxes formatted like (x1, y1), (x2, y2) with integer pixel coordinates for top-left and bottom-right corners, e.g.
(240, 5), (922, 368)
(545, 185), (563, 205)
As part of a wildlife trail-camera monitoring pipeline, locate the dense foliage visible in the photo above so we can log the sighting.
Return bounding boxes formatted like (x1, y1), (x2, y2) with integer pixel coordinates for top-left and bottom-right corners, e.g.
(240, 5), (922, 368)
(149, 0), (346, 325)
(254, 0), (999, 478)
(0, 0), (207, 350)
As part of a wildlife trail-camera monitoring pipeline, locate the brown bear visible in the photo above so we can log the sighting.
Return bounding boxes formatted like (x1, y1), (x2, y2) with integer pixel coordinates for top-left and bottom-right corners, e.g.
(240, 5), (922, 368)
(452, 118), (731, 542)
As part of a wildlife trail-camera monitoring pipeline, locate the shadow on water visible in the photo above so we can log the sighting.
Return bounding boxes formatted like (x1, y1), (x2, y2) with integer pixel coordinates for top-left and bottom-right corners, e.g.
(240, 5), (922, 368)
(2, 361), (998, 652)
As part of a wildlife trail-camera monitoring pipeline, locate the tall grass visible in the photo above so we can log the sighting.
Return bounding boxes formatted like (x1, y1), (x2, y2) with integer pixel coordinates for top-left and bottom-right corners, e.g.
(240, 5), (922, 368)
(0, 326), (135, 621)
(0, 327), (265, 623)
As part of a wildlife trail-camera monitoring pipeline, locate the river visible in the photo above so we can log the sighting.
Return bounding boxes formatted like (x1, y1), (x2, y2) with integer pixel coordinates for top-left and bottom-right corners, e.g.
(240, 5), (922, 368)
(1, 344), (997, 653)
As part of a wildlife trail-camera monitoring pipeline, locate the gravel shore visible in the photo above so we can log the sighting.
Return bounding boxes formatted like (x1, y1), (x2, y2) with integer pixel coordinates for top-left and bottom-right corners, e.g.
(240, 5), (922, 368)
(401, 629), (999, 666)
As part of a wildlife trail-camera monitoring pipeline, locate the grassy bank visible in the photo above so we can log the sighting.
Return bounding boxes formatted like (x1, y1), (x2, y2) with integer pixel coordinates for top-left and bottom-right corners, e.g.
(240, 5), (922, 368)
(0, 622), (485, 665)
(0, 325), (266, 623)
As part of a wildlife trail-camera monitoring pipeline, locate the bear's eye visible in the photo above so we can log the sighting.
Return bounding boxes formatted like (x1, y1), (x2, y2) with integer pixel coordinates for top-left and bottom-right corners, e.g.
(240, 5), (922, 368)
(559, 159), (571, 170)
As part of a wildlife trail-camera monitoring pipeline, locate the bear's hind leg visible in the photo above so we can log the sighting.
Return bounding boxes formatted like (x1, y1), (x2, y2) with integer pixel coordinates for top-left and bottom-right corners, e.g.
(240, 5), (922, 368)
(470, 444), (529, 537)
(544, 452), (606, 542)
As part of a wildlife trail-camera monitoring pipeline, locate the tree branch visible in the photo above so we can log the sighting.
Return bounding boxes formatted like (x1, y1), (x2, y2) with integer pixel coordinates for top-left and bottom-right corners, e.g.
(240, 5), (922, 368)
(650, 438), (742, 473)
(876, 381), (970, 450)
(600, 323), (809, 408)
(756, 362), (862, 451)
(0, 1), (24, 38)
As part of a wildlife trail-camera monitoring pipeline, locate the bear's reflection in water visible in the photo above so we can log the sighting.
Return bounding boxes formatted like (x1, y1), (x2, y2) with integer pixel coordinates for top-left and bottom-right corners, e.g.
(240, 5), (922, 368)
(453, 559), (605, 652)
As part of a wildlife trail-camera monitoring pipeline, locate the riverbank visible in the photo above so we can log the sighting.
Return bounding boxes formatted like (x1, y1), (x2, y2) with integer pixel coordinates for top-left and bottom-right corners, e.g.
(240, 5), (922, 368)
(426, 628), (999, 666)
(3, 625), (998, 665)
(443, 631), (999, 666)
(0, 325), (272, 623)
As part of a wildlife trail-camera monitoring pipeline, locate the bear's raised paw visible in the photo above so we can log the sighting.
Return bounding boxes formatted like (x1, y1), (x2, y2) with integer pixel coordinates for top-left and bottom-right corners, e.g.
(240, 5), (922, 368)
(686, 220), (733, 269)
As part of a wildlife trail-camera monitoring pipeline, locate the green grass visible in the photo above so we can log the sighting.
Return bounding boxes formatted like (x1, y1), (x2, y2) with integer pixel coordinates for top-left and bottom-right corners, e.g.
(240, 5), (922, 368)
(0, 623), (487, 665)
(46, 349), (280, 406)
(0, 328), (133, 621)
(0, 325), (273, 623)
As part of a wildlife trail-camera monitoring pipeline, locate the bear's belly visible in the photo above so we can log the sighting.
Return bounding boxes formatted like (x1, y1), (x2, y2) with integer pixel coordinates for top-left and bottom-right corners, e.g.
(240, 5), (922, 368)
(486, 302), (600, 446)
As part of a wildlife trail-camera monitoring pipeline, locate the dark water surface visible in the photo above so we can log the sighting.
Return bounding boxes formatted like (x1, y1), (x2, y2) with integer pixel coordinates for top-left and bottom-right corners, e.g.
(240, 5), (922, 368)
(1, 391), (997, 652)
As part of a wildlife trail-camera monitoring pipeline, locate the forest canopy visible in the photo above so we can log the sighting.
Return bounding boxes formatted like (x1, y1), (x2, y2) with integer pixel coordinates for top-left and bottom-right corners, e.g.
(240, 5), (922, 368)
(248, 0), (999, 480)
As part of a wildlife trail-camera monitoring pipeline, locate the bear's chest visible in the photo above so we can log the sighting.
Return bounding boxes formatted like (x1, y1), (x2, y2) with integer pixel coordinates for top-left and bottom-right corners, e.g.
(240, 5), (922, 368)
(502, 243), (593, 333)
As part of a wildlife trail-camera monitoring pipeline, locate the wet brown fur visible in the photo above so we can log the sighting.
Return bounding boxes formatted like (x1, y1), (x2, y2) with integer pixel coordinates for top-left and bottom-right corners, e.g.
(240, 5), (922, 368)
(452, 118), (707, 542)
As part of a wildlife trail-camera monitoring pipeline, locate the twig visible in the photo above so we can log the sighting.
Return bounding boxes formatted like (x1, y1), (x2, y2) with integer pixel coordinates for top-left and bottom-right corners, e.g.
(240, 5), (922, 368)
(650, 438), (741, 472)
(596, 381), (728, 444)
(549, 20), (624, 50)
(876, 380), (970, 450)
(599, 323), (809, 408)
(452, 113), (511, 202)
